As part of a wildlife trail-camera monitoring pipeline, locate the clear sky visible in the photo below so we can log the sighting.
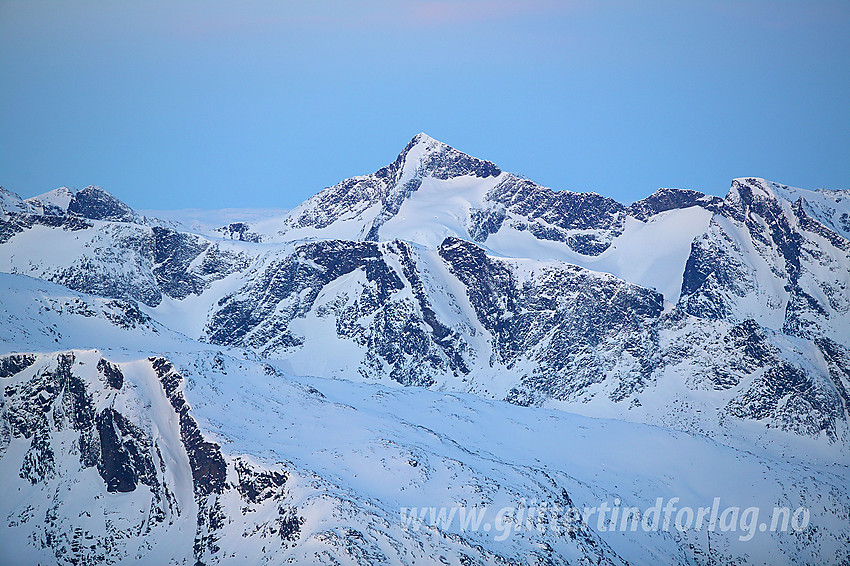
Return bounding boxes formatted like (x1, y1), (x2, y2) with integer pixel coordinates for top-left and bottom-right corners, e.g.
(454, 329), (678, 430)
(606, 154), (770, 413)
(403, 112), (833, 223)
(1, 1), (848, 209)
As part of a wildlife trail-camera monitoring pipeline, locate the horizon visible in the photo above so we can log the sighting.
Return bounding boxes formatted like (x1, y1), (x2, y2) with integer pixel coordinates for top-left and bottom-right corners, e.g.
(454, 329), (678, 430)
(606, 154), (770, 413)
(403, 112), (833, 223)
(10, 131), (843, 212)
(2, 1), (848, 210)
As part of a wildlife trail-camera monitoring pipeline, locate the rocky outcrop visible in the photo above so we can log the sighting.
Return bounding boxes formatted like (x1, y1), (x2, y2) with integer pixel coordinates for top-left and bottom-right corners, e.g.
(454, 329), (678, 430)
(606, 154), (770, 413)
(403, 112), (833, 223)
(149, 356), (226, 497)
(67, 186), (139, 223)
(628, 187), (722, 221)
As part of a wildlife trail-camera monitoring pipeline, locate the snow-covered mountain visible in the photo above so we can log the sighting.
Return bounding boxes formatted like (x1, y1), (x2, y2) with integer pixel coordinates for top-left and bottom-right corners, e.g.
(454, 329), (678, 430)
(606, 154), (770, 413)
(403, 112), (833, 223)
(1, 135), (849, 565)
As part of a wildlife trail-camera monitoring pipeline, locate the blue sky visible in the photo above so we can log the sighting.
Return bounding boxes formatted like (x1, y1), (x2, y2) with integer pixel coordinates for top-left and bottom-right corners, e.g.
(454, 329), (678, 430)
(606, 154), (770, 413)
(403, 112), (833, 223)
(1, 1), (848, 209)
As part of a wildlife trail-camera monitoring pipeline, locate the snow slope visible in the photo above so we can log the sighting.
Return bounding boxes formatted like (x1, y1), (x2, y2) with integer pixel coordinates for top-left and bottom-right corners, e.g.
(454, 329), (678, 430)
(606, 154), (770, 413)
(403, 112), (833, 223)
(2, 340), (847, 565)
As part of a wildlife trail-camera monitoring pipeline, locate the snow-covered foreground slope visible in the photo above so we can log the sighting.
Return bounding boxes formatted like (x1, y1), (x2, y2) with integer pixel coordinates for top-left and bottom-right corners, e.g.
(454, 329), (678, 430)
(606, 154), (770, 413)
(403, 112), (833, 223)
(2, 134), (850, 564)
(2, 344), (848, 565)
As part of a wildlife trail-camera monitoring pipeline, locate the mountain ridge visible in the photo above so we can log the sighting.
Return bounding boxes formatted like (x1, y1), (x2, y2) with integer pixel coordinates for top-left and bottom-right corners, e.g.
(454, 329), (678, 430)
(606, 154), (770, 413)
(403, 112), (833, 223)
(2, 137), (847, 454)
(1, 135), (849, 564)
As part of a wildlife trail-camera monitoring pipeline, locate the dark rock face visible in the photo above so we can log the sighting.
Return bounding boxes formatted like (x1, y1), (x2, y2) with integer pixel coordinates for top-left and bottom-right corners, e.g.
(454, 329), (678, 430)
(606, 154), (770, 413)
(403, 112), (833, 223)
(207, 240), (399, 351)
(205, 239), (469, 385)
(0, 353), (36, 378)
(405, 135), (501, 180)
(792, 198), (850, 253)
(67, 186), (137, 223)
(394, 242), (470, 376)
(434, 234), (849, 436)
(276, 507), (304, 544)
(152, 226), (210, 300)
(152, 226), (249, 302)
(288, 175), (387, 232)
(149, 357), (226, 497)
(377, 133), (501, 182)
(726, 361), (843, 438)
(654, 312), (850, 441)
(483, 175), (626, 255)
(96, 408), (140, 492)
(817, 338), (850, 411)
(1, 207), (247, 308)
(488, 175), (625, 232)
(1, 353), (158, 492)
(678, 178), (850, 351)
(468, 206), (506, 242)
(97, 358), (124, 389)
(7, 186), (140, 224)
(146, 357), (306, 565)
(19, 427), (55, 484)
(679, 179), (798, 322)
(3, 353), (70, 441)
(0, 212), (164, 306)
(0, 212), (92, 244)
(782, 199), (850, 344)
(216, 222), (262, 243)
(723, 319), (775, 375)
(0, 187), (33, 214)
(7, 355), (69, 485)
(732, 179), (802, 280)
(437, 237), (519, 358)
(64, 364), (95, 432)
(439, 237), (664, 403)
(95, 298), (159, 332)
(627, 188), (722, 221)
(678, 228), (749, 321)
(233, 458), (288, 504)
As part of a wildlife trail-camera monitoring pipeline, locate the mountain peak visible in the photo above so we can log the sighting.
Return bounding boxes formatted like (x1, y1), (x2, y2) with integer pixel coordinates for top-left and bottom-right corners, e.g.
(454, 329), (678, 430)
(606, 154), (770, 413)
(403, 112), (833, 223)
(68, 185), (137, 222)
(28, 186), (76, 210)
(410, 131), (439, 145)
(728, 177), (776, 201)
(0, 186), (32, 214)
(23, 185), (138, 223)
(382, 133), (501, 183)
(397, 132), (452, 166)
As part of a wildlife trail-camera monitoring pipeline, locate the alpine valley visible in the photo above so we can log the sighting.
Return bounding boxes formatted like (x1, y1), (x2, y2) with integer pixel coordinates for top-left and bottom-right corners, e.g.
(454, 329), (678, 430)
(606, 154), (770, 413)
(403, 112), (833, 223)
(1, 134), (848, 565)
